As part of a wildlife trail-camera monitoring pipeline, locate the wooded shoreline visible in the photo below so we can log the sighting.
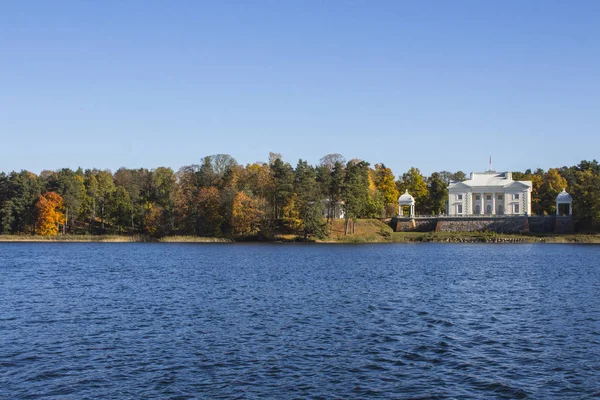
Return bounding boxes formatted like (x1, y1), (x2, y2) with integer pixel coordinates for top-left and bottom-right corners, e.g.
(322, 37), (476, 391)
(2, 156), (600, 241)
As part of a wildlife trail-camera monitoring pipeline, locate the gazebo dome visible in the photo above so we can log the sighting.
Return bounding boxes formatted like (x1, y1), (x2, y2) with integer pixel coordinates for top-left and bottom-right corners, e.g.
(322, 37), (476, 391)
(398, 190), (415, 204)
(555, 188), (573, 217)
(398, 190), (416, 217)
(556, 189), (572, 203)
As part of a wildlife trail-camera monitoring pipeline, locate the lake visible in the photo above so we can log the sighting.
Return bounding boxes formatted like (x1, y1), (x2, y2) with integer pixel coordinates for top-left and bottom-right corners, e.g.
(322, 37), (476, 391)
(1, 243), (599, 399)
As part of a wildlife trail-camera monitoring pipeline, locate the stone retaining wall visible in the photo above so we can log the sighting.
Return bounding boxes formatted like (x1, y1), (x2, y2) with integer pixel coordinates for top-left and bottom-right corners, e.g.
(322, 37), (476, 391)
(391, 216), (575, 234)
(528, 217), (554, 233)
(393, 218), (437, 232)
(527, 217), (575, 234)
(435, 217), (529, 233)
(553, 217), (575, 234)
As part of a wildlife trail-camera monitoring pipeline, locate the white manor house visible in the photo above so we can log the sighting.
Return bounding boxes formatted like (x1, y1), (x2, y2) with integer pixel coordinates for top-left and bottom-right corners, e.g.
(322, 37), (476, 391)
(447, 171), (532, 216)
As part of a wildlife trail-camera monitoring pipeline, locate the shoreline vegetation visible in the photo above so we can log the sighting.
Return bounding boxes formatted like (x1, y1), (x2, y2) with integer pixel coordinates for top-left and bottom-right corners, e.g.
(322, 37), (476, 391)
(2, 219), (600, 244)
(2, 156), (600, 243)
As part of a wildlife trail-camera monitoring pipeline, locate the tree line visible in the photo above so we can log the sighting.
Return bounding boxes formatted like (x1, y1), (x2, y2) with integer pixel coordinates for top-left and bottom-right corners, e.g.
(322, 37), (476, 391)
(1, 154), (599, 237)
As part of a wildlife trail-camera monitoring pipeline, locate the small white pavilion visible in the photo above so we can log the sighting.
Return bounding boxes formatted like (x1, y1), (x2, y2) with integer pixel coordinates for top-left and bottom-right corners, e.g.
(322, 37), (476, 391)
(556, 189), (572, 216)
(398, 190), (415, 217)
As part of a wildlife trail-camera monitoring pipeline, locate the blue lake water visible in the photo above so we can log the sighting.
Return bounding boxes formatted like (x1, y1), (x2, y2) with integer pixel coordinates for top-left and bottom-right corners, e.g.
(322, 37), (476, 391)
(1, 243), (599, 399)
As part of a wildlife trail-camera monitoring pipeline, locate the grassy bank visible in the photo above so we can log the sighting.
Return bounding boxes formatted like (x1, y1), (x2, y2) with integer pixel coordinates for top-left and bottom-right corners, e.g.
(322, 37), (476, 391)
(158, 236), (233, 243)
(320, 219), (395, 243)
(2, 219), (600, 244)
(320, 219), (600, 244)
(387, 231), (599, 243)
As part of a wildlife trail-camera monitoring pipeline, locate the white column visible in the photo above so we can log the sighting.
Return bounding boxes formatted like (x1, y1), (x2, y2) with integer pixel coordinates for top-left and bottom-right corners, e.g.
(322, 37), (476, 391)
(480, 193), (484, 215)
(492, 192), (496, 215)
(569, 204), (572, 216)
(556, 202), (559, 216)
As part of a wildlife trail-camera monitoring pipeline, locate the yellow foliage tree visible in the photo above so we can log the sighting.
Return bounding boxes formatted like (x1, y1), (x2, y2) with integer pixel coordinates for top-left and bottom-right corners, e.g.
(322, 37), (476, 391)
(144, 202), (163, 236)
(35, 192), (66, 236)
(282, 193), (302, 231)
(232, 191), (265, 235)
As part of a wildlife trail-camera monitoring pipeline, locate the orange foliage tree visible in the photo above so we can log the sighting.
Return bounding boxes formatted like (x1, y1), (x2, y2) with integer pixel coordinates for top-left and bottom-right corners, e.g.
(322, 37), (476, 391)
(35, 192), (66, 236)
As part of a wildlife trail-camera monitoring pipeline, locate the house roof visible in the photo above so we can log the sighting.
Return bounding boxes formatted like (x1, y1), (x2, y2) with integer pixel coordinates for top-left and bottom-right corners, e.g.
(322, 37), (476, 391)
(449, 171), (532, 189)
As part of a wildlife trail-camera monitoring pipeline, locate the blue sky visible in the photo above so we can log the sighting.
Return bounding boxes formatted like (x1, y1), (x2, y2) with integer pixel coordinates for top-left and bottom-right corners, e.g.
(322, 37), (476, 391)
(1, 1), (598, 177)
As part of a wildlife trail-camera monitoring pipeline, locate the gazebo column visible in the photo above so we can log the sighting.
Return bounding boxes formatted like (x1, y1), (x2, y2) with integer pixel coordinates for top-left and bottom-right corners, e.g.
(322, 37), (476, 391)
(569, 204), (572, 216)
(410, 205), (415, 217)
(556, 201), (559, 216)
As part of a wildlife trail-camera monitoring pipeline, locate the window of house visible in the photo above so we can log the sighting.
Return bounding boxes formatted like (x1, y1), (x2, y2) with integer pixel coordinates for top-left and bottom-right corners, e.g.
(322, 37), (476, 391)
(457, 204), (463, 214)
(514, 204), (520, 213)
(457, 194), (463, 200)
(486, 195), (492, 200)
(498, 195), (503, 200)
(475, 195), (480, 200)
(514, 193), (520, 200)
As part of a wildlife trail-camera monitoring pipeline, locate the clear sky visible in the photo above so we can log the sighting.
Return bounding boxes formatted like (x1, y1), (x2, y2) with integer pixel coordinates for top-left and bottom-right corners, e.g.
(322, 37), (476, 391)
(1, 1), (598, 177)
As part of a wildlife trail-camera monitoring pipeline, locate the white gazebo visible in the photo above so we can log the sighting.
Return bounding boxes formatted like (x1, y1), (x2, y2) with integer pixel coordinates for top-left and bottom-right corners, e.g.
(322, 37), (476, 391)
(556, 189), (572, 216)
(398, 190), (415, 217)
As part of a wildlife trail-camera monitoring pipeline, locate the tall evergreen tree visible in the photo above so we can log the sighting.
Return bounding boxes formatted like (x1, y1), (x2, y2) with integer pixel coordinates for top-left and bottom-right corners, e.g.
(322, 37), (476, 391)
(427, 172), (448, 215)
(270, 157), (295, 220)
(341, 160), (370, 234)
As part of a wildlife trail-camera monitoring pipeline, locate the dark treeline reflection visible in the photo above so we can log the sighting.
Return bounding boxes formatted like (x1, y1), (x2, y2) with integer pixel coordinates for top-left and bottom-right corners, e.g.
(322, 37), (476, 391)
(1, 154), (599, 237)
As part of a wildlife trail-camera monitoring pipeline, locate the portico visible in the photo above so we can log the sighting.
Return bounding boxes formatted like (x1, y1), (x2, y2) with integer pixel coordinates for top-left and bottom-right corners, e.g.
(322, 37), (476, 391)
(470, 192), (505, 215)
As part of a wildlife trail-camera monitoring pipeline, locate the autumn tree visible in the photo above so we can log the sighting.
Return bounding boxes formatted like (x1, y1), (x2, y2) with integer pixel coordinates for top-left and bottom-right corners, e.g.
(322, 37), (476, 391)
(108, 186), (133, 233)
(47, 168), (86, 233)
(196, 186), (223, 236)
(231, 191), (265, 236)
(174, 165), (201, 234)
(373, 164), (399, 217)
(144, 202), (163, 236)
(538, 169), (568, 215)
(239, 163), (274, 199)
(572, 170), (600, 229)
(151, 167), (177, 235)
(529, 170), (544, 215)
(396, 167), (429, 215)
(35, 192), (66, 236)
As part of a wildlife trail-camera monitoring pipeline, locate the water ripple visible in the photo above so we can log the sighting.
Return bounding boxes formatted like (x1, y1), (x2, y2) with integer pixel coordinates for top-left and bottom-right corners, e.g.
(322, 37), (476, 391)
(1, 243), (599, 398)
